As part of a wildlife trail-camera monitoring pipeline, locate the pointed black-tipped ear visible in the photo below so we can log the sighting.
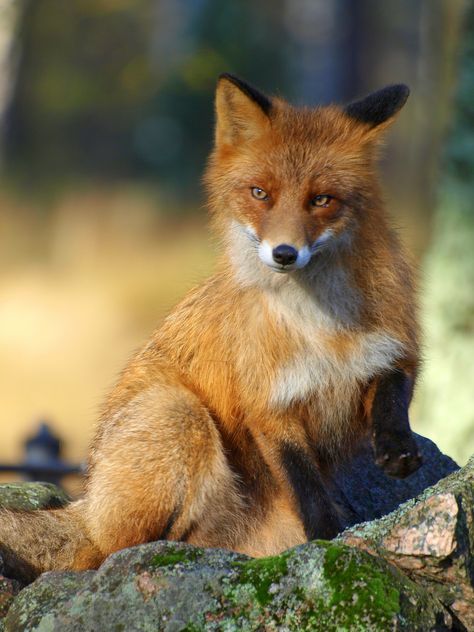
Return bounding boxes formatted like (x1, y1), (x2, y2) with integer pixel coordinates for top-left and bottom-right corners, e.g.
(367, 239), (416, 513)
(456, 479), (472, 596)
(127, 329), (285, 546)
(345, 84), (409, 128)
(215, 73), (272, 147)
(219, 73), (272, 115)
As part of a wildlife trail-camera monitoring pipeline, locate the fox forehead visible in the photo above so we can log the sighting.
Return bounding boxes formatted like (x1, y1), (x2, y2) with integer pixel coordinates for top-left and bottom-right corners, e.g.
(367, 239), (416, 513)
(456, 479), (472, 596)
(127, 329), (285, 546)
(269, 102), (365, 147)
(219, 106), (372, 190)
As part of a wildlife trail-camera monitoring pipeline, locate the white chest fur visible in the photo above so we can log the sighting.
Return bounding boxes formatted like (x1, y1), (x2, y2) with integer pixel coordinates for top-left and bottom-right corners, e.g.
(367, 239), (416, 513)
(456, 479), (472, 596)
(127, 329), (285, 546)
(227, 218), (405, 438)
(269, 330), (403, 408)
(264, 277), (404, 422)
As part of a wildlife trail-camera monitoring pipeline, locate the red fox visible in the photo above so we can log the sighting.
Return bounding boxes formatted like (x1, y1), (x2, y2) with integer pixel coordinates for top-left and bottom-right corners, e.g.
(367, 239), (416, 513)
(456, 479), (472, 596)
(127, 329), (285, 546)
(0, 74), (421, 582)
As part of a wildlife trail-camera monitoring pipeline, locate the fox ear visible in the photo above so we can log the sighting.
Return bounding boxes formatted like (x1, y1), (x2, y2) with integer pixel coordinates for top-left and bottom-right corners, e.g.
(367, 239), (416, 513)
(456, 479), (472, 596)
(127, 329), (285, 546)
(215, 74), (272, 146)
(345, 84), (409, 130)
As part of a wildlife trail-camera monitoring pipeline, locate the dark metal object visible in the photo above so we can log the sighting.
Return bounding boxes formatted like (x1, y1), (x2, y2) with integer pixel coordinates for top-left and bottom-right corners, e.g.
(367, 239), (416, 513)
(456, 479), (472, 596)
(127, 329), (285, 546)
(0, 422), (84, 486)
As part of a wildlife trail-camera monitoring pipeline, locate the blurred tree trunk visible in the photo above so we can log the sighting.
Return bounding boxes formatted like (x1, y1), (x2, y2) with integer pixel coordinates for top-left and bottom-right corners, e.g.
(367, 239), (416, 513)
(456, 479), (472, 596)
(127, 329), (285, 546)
(414, 0), (474, 464)
(405, 0), (467, 255)
(284, 0), (464, 258)
(0, 0), (24, 168)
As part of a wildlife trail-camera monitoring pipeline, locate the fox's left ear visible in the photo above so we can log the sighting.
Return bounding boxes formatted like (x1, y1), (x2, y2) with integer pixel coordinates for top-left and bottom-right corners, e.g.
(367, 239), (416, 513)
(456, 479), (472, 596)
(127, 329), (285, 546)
(214, 73), (272, 147)
(345, 84), (409, 132)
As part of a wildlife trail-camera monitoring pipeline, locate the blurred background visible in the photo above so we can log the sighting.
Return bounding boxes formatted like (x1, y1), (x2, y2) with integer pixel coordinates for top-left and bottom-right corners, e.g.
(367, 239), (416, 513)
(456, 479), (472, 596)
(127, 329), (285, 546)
(0, 0), (472, 493)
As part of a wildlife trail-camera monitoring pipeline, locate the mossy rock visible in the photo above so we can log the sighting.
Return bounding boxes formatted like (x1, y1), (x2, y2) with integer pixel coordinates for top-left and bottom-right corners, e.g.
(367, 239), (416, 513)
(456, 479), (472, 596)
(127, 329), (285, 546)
(0, 483), (69, 512)
(0, 577), (21, 625)
(0, 442), (461, 629)
(4, 540), (450, 631)
(0, 482), (70, 614)
(340, 454), (474, 628)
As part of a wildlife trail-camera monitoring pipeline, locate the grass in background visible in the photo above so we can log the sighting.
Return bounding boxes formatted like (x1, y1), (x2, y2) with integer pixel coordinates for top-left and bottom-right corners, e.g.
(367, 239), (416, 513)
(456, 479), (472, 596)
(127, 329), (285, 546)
(0, 185), (216, 489)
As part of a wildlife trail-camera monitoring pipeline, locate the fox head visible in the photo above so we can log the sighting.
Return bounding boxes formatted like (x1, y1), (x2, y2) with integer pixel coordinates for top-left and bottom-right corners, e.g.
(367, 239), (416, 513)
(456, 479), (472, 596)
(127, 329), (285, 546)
(205, 74), (409, 279)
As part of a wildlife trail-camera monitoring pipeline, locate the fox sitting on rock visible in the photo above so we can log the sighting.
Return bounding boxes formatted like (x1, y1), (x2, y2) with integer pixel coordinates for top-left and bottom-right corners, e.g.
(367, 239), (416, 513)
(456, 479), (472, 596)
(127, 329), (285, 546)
(0, 74), (422, 582)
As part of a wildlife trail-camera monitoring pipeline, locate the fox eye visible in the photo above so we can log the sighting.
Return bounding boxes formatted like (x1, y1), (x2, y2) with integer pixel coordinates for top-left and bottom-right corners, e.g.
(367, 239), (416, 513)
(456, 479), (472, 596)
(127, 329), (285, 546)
(251, 187), (269, 201)
(310, 194), (332, 208)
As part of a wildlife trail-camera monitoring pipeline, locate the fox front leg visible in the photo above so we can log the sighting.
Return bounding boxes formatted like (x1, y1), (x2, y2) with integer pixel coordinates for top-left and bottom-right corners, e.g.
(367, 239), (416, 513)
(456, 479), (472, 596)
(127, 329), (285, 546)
(367, 369), (422, 478)
(280, 443), (342, 540)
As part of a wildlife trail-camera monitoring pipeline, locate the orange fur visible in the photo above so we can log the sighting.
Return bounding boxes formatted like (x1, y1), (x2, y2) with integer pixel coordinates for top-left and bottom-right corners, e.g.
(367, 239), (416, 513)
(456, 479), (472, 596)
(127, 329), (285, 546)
(0, 76), (420, 580)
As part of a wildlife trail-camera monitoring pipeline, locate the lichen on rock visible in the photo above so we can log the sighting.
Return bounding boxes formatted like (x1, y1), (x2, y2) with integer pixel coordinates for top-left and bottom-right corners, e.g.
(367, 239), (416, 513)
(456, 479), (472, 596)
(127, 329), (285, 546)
(3, 540), (451, 631)
(340, 454), (474, 629)
(0, 576), (21, 625)
(0, 442), (468, 630)
(0, 483), (69, 512)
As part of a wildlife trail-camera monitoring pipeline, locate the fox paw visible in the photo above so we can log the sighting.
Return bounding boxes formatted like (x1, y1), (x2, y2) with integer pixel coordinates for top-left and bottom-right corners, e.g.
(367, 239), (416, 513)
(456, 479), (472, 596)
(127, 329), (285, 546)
(373, 432), (423, 479)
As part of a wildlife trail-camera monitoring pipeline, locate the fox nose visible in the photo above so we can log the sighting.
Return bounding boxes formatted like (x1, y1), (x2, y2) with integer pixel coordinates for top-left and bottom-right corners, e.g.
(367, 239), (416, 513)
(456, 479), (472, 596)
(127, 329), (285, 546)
(272, 244), (298, 266)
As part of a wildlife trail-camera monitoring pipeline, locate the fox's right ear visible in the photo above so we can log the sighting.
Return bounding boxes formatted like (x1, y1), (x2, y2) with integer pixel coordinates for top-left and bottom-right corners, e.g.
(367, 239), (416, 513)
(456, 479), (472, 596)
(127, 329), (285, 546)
(215, 74), (272, 147)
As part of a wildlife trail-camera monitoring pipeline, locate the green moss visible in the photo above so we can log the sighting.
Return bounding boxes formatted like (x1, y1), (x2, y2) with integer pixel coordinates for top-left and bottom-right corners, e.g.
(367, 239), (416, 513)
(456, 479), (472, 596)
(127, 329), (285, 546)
(230, 553), (289, 606)
(150, 546), (203, 568)
(322, 543), (400, 629)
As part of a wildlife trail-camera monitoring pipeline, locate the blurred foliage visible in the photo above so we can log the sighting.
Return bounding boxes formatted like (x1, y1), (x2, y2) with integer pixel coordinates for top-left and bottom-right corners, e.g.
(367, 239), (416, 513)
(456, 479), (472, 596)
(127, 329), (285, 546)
(414, 0), (474, 464)
(443, 5), (474, 183)
(6, 0), (289, 194)
(8, 0), (155, 177)
(2, 0), (457, 215)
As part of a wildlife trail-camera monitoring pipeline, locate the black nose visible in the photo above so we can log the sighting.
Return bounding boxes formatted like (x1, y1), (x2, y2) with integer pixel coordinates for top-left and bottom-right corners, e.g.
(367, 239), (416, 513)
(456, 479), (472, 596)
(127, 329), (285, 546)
(272, 244), (298, 266)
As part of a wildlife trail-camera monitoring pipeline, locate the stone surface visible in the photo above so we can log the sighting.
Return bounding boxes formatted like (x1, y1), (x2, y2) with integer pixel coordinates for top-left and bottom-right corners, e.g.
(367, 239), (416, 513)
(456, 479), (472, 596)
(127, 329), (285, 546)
(340, 454), (474, 629)
(0, 577), (20, 623)
(0, 439), (464, 630)
(3, 540), (451, 631)
(333, 433), (459, 528)
(0, 484), (69, 512)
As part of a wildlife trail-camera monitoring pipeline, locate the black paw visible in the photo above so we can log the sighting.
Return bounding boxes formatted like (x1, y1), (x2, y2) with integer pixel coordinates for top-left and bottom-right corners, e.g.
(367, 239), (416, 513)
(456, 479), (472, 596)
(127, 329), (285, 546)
(373, 432), (423, 479)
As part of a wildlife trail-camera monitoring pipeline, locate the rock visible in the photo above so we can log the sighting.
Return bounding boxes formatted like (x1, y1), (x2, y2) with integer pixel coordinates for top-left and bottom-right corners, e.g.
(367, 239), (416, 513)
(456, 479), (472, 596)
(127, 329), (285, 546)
(3, 540), (451, 631)
(0, 576), (21, 631)
(340, 454), (474, 629)
(0, 484), (69, 512)
(0, 438), (463, 629)
(0, 483), (70, 603)
(333, 433), (459, 528)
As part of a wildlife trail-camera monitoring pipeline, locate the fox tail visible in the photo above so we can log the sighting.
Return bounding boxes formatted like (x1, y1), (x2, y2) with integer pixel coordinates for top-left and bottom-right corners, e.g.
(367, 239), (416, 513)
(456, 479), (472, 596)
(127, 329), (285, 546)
(0, 501), (103, 582)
